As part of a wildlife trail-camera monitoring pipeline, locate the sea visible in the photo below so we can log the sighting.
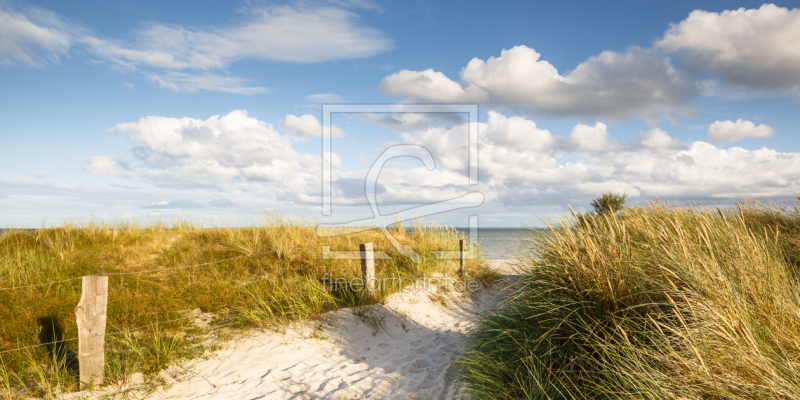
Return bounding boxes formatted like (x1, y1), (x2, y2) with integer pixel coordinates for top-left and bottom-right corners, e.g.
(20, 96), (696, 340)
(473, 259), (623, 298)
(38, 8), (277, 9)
(454, 227), (542, 259)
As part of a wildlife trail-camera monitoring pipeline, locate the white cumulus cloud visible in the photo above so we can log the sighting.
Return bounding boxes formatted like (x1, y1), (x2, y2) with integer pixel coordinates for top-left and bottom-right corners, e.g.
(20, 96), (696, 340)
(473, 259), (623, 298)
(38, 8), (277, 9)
(399, 112), (591, 184)
(379, 45), (696, 120)
(95, 110), (329, 201)
(396, 112), (800, 204)
(656, 4), (800, 93)
(634, 128), (687, 154)
(282, 114), (344, 137)
(708, 119), (775, 143)
(483, 111), (558, 153)
(76, 109), (800, 217)
(568, 122), (624, 152)
(378, 68), (489, 103)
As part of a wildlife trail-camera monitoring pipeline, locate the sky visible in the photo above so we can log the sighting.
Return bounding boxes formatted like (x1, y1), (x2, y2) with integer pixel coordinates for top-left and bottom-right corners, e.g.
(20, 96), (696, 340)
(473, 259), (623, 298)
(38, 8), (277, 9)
(1, 0), (799, 228)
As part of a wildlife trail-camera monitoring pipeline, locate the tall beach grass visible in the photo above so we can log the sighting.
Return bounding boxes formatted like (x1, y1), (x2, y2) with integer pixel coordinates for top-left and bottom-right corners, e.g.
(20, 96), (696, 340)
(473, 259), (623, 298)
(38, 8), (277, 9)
(0, 214), (492, 398)
(457, 198), (800, 399)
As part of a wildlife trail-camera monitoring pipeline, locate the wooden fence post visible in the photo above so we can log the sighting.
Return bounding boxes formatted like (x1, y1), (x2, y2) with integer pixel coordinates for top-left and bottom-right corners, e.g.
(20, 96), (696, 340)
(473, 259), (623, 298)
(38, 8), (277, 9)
(75, 276), (108, 388)
(359, 243), (376, 295)
(460, 239), (466, 278)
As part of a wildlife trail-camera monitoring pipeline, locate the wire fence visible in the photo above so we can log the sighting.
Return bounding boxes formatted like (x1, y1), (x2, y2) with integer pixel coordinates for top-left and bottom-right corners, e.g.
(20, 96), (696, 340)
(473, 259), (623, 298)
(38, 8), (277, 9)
(0, 277), (83, 292)
(0, 295), (310, 356)
(0, 243), (403, 357)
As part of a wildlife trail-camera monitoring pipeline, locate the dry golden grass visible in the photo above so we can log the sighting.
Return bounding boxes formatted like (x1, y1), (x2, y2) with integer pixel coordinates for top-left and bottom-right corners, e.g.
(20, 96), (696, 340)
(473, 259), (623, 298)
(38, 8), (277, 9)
(457, 198), (800, 399)
(0, 214), (492, 398)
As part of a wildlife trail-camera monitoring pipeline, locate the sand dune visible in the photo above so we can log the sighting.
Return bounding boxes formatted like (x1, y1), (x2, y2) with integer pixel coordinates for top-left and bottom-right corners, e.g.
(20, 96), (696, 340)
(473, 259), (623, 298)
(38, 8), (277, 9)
(72, 260), (515, 400)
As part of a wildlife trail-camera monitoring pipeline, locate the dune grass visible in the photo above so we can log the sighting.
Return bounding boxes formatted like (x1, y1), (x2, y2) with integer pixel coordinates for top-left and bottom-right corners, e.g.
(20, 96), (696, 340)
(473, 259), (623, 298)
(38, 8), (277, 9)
(0, 214), (492, 398)
(457, 198), (800, 399)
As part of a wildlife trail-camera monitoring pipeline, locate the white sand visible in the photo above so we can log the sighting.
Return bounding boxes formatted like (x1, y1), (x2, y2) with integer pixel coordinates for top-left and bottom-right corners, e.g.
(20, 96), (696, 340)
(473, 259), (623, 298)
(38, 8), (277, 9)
(73, 260), (516, 400)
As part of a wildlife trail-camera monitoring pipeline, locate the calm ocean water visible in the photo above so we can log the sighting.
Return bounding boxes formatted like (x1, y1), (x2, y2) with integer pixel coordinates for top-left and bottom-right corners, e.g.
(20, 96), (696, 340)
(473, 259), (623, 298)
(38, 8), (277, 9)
(454, 227), (541, 259)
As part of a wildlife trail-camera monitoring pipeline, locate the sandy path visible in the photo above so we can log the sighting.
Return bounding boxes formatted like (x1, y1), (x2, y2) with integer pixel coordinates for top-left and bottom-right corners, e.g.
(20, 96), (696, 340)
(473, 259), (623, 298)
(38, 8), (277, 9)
(86, 260), (517, 400)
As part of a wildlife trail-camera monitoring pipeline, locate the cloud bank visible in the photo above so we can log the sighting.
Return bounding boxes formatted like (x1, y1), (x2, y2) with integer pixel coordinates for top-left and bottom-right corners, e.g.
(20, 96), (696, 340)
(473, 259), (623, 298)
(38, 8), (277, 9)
(68, 108), (800, 225)
(380, 4), (800, 120)
(395, 112), (800, 203)
(379, 46), (697, 120)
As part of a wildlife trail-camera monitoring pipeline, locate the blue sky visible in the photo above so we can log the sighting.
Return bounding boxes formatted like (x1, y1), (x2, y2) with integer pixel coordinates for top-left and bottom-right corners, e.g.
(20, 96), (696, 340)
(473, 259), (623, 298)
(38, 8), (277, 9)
(1, 0), (799, 227)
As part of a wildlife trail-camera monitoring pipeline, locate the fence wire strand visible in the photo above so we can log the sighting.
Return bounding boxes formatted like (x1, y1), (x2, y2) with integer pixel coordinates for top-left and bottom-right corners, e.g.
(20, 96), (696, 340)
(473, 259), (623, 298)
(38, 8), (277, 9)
(0, 294), (311, 356)
(0, 277), (83, 292)
(0, 243), (369, 355)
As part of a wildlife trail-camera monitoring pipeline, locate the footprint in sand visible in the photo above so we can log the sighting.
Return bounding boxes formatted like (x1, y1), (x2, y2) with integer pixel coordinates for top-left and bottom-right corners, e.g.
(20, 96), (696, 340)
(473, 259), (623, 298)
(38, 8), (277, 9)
(433, 336), (450, 345)
(415, 358), (431, 368)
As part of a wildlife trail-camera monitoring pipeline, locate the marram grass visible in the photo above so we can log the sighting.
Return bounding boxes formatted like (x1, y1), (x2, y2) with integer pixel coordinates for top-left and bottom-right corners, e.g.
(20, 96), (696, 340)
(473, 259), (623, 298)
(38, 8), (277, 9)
(0, 214), (493, 398)
(457, 198), (800, 399)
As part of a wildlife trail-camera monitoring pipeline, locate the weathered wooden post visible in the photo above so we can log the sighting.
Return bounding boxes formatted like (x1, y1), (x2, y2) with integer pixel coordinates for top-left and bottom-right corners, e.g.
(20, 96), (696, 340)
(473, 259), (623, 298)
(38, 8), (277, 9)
(359, 243), (376, 296)
(460, 239), (466, 278)
(75, 276), (108, 388)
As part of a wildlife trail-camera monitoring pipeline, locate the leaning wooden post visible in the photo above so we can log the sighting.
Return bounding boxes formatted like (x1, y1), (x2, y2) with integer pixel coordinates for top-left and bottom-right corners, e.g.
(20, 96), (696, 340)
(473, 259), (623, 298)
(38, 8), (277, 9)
(75, 276), (108, 388)
(459, 239), (466, 278)
(359, 243), (376, 297)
